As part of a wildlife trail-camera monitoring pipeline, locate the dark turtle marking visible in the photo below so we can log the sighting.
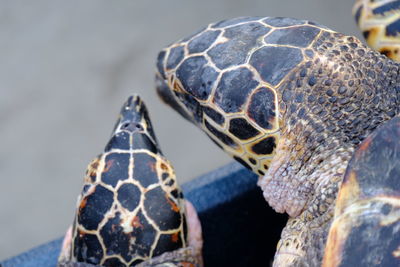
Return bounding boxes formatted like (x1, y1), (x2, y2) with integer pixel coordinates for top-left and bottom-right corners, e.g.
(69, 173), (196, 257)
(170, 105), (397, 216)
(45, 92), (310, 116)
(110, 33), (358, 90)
(353, 0), (400, 61)
(207, 21), (271, 69)
(213, 66), (259, 113)
(323, 116), (400, 267)
(155, 16), (400, 266)
(249, 45), (304, 86)
(64, 96), (187, 266)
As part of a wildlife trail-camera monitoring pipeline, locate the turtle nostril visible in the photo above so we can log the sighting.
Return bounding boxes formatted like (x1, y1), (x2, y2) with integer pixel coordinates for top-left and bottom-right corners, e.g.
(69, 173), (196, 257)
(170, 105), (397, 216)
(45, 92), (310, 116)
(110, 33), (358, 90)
(121, 122), (143, 131)
(121, 122), (130, 129)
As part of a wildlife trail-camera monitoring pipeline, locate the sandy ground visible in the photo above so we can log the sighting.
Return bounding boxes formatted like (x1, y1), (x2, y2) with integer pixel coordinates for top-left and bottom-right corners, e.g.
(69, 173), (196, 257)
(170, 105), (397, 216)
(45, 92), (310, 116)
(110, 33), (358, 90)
(0, 0), (361, 260)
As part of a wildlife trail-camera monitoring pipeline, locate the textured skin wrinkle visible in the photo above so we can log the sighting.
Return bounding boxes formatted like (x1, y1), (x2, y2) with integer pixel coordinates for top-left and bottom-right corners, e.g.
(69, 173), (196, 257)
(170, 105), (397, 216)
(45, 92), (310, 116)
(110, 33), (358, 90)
(156, 16), (400, 267)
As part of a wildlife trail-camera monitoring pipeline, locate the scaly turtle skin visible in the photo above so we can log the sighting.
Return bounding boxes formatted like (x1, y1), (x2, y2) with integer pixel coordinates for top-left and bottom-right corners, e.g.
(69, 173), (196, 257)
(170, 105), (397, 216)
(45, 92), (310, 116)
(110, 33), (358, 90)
(353, 0), (400, 61)
(58, 95), (203, 267)
(155, 17), (400, 266)
(323, 116), (400, 266)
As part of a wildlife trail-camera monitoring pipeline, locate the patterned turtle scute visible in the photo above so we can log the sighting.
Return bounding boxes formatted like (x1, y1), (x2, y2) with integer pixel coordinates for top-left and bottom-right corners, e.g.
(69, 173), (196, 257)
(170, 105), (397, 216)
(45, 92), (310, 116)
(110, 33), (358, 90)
(77, 185), (114, 231)
(61, 96), (187, 266)
(228, 118), (260, 140)
(249, 46), (303, 86)
(214, 67), (259, 113)
(188, 30), (221, 54)
(166, 46), (185, 70)
(155, 15), (400, 266)
(207, 22), (270, 69)
(247, 87), (276, 130)
(176, 55), (218, 101)
(101, 153), (130, 187)
(263, 26), (320, 47)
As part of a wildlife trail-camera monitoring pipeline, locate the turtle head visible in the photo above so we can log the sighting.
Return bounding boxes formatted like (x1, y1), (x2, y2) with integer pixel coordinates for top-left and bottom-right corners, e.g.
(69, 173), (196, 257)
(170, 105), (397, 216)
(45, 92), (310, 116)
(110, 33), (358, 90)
(106, 95), (161, 154)
(156, 16), (357, 219)
(155, 19), (285, 176)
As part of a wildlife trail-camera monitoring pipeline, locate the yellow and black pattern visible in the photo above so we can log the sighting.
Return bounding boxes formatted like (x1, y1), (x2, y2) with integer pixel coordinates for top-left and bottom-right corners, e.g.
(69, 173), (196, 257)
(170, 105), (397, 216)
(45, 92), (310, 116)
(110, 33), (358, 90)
(156, 17), (334, 177)
(156, 16), (400, 266)
(65, 96), (187, 266)
(353, 0), (400, 61)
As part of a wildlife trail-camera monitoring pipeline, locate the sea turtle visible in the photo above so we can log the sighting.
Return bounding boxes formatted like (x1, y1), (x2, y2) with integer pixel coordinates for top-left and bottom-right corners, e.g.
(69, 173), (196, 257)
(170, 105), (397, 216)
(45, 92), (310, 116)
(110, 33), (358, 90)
(58, 95), (203, 267)
(155, 11), (400, 267)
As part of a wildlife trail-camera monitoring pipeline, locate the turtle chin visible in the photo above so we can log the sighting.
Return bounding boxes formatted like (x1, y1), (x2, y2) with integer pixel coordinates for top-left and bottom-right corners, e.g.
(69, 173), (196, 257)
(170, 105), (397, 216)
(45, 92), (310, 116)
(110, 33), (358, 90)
(258, 135), (352, 218)
(257, 137), (308, 218)
(258, 156), (307, 218)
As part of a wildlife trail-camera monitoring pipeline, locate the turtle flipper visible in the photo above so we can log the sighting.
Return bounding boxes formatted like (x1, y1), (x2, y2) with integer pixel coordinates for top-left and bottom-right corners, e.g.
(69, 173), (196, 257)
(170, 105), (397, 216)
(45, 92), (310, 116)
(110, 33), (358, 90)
(322, 116), (400, 266)
(59, 95), (202, 266)
(353, 0), (400, 61)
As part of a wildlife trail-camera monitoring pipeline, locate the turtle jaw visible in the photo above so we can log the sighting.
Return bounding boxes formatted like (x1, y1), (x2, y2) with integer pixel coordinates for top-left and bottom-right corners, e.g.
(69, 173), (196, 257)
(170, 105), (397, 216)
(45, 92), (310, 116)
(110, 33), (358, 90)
(156, 73), (196, 124)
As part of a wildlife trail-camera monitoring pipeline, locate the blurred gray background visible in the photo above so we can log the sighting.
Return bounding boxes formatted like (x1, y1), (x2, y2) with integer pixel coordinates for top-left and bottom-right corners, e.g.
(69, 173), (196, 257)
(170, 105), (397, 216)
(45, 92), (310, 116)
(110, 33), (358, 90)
(0, 0), (362, 260)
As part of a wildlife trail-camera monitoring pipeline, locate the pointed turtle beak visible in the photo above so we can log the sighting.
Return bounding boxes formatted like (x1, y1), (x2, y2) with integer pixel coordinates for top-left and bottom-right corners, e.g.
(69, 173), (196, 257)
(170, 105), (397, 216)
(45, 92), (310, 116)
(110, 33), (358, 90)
(115, 95), (145, 133)
(105, 95), (161, 154)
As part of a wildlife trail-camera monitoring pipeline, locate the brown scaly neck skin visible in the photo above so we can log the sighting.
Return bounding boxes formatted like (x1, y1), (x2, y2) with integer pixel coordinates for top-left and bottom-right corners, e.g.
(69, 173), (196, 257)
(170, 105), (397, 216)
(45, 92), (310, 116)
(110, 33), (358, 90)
(263, 32), (400, 266)
(258, 31), (400, 219)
